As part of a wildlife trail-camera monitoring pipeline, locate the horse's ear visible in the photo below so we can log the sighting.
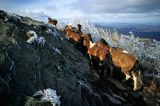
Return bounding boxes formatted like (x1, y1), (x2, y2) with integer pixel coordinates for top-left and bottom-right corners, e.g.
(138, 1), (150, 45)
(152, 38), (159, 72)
(78, 24), (82, 27)
(48, 17), (51, 20)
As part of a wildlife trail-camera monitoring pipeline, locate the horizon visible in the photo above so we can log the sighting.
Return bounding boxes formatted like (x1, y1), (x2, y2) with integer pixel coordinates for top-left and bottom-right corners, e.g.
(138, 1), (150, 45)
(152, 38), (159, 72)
(0, 0), (160, 24)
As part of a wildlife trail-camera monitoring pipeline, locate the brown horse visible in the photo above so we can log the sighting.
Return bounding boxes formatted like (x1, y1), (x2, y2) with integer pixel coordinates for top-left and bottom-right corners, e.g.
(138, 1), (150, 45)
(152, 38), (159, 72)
(64, 24), (82, 35)
(81, 33), (92, 54)
(65, 28), (81, 43)
(48, 17), (58, 26)
(86, 40), (113, 77)
(97, 38), (124, 52)
(97, 38), (143, 91)
(63, 26), (83, 50)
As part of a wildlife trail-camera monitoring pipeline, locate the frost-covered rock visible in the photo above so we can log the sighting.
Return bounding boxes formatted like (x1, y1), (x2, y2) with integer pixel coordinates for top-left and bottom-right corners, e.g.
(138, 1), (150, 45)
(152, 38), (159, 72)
(36, 37), (46, 47)
(26, 30), (46, 47)
(33, 89), (61, 106)
(53, 46), (61, 55)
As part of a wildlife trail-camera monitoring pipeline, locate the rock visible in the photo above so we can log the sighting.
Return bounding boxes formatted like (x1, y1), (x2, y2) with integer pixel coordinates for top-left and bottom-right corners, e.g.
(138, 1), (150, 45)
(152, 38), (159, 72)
(100, 92), (122, 105)
(106, 77), (126, 91)
(0, 10), (7, 20)
(0, 10), (94, 106)
(111, 93), (126, 102)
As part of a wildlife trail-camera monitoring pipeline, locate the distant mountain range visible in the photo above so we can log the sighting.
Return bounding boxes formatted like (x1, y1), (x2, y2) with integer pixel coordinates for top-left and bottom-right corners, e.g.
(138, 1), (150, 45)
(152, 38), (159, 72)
(95, 22), (160, 41)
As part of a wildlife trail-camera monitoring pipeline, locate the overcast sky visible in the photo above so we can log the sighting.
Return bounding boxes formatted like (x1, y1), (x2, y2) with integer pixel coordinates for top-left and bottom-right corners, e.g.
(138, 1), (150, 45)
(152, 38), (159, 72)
(0, 0), (160, 23)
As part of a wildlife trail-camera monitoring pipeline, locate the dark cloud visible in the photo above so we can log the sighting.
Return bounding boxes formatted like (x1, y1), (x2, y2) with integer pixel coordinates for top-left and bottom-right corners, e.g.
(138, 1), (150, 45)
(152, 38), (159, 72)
(70, 0), (160, 13)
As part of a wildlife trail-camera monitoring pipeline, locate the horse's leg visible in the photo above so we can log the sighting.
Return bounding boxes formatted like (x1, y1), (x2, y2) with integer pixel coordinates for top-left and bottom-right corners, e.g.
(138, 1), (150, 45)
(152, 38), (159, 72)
(132, 73), (137, 91)
(131, 70), (143, 91)
(99, 61), (102, 66)
(88, 55), (94, 69)
(98, 60), (105, 78)
(125, 73), (131, 80)
(103, 54), (113, 77)
(108, 55), (113, 76)
(122, 70), (131, 83)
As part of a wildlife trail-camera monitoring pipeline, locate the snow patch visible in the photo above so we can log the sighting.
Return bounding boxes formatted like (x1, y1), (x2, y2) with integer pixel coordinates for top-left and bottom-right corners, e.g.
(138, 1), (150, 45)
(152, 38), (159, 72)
(33, 88), (61, 106)
(26, 30), (46, 47)
(56, 64), (63, 72)
(26, 30), (38, 43)
(53, 46), (61, 55)
(36, 37), (46, 47)
(46, 29), (53, 34)
(48, 23), (56, 28)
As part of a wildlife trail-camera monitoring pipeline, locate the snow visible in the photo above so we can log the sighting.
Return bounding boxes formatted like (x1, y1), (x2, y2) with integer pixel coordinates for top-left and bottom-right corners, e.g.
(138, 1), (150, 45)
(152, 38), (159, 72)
(46, 29), (53, 34)
(26, 30), (38, 43)
(27, 36), (37, 43)
(26, 30), (46, 47)
(56, 64), (63, 72)
(53, 46), (62, 55)
(48, 23), (56, 28)
(36, 37), (46, 47)
(33, 88), (61, 106)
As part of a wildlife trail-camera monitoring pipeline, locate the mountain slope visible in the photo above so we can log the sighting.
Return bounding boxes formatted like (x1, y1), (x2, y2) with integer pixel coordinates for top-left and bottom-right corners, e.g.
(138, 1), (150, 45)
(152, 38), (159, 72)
(0, 10), (150, 106)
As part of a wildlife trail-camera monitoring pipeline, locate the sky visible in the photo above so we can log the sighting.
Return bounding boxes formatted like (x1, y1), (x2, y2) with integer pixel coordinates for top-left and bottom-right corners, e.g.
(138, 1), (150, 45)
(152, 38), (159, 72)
(0, 0), (160, 23)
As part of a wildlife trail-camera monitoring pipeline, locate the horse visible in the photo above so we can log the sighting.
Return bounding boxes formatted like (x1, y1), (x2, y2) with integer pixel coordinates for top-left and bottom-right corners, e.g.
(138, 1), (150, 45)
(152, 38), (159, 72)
(85, 39), (113, 78)
(80, 33), (92, 54)
(97, 38), (143, 91)
(48, 17), (58, 27)
(77, 24), (82, 35)
(63, 24), (82, 35)
(64, 27), (83, 50)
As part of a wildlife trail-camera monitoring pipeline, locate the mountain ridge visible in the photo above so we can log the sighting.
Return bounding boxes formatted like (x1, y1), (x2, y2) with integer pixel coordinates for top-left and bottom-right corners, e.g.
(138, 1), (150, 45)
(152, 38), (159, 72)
(0, 10), (159, 106)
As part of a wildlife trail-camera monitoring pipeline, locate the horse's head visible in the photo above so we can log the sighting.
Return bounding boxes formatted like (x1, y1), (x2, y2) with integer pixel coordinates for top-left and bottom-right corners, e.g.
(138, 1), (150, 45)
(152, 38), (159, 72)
(62, 26), (73, 36)
(77, 24), (82, 34)
(81, 34), (92, 49)
(97, 38), (110, 51)
(132, 70), (144, 91)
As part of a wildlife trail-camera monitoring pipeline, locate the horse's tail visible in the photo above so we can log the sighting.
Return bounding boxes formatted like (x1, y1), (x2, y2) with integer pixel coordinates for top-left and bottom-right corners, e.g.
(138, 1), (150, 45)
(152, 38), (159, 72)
(131, 60), (140, 73)
(128, 60), (139, 76)
(131, 60), (144, 91)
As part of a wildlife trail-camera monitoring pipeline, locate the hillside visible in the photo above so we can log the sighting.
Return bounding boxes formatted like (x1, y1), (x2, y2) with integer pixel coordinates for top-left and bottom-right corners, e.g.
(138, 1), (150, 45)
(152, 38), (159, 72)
(0, 10), (159, 106)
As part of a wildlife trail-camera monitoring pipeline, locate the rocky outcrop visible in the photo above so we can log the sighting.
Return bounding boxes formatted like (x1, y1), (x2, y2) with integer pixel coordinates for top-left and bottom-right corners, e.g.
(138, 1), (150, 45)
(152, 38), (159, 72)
(0, 10), (148, 106)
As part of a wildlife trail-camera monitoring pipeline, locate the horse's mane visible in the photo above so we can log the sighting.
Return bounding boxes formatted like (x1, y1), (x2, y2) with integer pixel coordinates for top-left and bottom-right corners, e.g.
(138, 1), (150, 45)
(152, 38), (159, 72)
(99, 38), (110, 47)
(88, 33), (93, 42)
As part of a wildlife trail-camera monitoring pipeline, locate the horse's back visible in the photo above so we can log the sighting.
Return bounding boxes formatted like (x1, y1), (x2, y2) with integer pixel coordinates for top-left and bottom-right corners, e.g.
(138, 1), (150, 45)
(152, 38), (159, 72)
(120, 53), (137, 70)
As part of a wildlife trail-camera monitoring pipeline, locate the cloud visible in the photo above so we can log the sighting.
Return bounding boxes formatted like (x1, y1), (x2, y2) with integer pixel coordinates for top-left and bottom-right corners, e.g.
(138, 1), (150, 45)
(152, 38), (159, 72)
(0, 0), (160, 22)
(70, 0), (160, 13)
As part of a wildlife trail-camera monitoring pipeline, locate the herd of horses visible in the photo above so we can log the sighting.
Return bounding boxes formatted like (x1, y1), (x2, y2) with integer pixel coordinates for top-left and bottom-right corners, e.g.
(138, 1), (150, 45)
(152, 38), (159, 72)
(30, 17), (143, 91)
(61, 21), (144, 91)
